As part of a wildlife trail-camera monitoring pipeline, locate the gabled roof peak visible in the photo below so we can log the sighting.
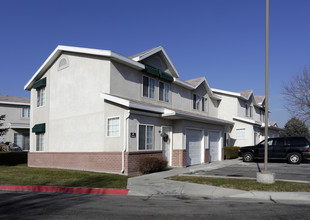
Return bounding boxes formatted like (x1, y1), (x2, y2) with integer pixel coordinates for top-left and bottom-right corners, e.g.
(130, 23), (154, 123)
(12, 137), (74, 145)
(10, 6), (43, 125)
(129, 46), (179, 78)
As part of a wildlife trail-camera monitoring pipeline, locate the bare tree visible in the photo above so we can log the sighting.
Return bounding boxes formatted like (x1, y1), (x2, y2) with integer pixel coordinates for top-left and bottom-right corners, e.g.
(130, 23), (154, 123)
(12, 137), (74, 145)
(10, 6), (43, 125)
(283, 67), (310, 125)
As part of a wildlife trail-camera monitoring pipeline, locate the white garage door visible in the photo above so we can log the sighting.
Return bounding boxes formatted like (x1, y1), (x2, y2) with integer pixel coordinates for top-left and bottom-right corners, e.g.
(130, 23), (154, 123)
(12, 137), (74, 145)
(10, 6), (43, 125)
(186, 129), (203, 166)
(209, 131), (221, 162)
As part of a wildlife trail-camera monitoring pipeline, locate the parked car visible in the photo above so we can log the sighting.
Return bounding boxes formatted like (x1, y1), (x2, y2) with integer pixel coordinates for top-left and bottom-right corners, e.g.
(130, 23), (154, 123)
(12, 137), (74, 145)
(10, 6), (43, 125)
(238, 137), (310, 164)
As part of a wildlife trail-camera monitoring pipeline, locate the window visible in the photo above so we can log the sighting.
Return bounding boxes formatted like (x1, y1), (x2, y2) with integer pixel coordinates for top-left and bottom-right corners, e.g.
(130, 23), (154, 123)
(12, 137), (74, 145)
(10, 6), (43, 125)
(36, 133), (44, 151)
(143, 76), (155, 98)
(14, 133), (29, 151)
(22, 107), (30, 118)
(260, 110), (265, 121)
(107, 117), (120, 137)
(202, 98), (208, 112)
(236, 128), (246, 139)
(58, 57), (69, 70)
(139, 125), (154, 150)
(193, 94), (200, 110)
(159, 81), (169, 102)
(245, 104), (253, 117)
(37, 87), (46, 107)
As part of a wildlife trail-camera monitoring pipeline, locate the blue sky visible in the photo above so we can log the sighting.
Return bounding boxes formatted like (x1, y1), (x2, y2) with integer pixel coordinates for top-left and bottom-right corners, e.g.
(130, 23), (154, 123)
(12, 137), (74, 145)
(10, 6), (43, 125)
(1, 0), (309, 127)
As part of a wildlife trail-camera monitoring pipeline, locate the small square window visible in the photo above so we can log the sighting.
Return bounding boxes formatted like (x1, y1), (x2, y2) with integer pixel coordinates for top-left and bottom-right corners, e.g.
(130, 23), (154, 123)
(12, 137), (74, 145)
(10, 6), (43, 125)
(22, 107), (30, 118)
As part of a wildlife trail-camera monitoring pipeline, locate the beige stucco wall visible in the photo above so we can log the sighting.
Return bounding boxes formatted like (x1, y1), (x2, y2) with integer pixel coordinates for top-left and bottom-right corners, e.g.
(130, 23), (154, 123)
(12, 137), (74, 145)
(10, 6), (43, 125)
(30, 53), (112, 152)
(0, 103), (30, 143)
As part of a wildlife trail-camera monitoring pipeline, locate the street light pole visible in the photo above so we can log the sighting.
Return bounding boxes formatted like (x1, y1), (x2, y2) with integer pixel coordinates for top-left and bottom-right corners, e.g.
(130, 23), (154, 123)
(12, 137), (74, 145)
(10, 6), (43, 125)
(256, 0), (275, 184)
(264, 0), (269, 172)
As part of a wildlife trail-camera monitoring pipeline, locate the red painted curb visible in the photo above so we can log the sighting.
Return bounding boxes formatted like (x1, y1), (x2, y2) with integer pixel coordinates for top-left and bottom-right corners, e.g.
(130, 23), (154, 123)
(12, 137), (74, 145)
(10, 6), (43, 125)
(0, 185), (129, 195)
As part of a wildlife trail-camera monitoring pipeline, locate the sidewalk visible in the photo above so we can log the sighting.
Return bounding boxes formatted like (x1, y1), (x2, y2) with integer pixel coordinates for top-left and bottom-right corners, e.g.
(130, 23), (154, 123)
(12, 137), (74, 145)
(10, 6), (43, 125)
(127, 159), (310, 203)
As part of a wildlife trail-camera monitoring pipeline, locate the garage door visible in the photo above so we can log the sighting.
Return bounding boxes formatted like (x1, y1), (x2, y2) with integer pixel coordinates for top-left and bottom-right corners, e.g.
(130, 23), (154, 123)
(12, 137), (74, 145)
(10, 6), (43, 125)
(209, 131), (221, 162)
(186, 129), (203, 166)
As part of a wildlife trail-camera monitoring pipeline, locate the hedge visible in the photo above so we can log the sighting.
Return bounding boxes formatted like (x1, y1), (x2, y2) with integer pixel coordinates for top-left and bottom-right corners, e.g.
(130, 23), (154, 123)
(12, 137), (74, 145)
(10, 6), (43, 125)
(224, 146), (240, 159)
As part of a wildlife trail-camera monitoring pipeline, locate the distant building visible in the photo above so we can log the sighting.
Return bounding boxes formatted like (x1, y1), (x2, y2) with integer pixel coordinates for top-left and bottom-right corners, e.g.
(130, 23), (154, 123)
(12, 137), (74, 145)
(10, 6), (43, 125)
(0, 95), (30, 150)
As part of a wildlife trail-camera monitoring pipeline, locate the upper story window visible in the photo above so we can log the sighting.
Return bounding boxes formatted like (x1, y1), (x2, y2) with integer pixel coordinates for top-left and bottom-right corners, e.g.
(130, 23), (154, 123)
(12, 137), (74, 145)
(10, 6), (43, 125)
(22, 107), (30, 118)
(159, 81), (169, 102)
(143, 76), (155, 99)
(202, 97), (208, 112)
(245, 104), (253, 117)
(260, 110), (265, 121)
(33, 78), (46, 108)
(37, 87), (46, 107)
(107, 117), (120, 137)
(193, 94), (200, 110)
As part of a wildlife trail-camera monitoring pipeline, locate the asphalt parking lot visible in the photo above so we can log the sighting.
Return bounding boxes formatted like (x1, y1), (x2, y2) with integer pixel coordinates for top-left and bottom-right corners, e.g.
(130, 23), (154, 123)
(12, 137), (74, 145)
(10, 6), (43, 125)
(189, 159), (310, 182)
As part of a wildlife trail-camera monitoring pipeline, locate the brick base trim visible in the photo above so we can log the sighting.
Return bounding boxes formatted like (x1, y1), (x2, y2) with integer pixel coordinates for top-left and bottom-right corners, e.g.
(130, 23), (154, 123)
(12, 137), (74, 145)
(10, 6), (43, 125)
(28, 151), (164, 176)
(172, 150), (186, 167)
(205, 149), (209, 163)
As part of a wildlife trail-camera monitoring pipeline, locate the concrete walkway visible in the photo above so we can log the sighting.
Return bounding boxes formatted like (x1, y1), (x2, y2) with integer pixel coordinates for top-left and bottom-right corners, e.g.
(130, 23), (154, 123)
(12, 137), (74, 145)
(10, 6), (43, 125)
(127, 159), (310, 203)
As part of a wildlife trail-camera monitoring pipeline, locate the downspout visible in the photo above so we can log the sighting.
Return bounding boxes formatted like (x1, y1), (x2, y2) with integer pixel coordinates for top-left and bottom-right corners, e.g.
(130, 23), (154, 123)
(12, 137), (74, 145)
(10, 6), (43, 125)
(121, 110), (130, 174)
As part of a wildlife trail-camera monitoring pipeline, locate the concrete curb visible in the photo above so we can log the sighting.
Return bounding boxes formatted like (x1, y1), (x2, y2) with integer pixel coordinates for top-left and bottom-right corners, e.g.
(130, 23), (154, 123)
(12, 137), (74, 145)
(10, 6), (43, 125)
(0, 185), (129, 195)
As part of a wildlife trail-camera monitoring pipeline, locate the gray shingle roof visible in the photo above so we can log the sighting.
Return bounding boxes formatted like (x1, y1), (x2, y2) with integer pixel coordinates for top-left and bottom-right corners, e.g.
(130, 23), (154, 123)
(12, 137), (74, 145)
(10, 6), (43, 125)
(238, 90), (253, 99)
(185, 77), (205, 87)
(0, 95), (30, 104)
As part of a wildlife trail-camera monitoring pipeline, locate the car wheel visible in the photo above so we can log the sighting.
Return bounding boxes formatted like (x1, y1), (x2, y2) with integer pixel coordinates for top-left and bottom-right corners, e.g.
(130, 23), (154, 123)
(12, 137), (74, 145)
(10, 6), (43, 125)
(243, 152), (254, 162)
(287, 152), (302, 164)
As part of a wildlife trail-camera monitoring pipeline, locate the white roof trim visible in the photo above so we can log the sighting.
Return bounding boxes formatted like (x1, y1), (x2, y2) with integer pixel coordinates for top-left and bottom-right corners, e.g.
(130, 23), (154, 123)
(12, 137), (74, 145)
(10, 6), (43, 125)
(174, 78), (221, 100)
(212, 88), (263, 108)
(131, 46), (179, 78)
(163, 111), (234, 126)
(25, 45), (145, 90)
(233, 116), (262, 126)
(9, 123), (30, 129)
(0, 101), (30, 106)
(100, 93), (175, 114)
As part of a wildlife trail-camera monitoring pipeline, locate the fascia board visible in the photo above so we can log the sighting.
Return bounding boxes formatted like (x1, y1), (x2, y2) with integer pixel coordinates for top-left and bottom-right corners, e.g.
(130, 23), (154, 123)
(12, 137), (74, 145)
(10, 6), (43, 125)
(160, 48), (179, 78)
(10, 124), (30, 129)
(132, 46), (179, 78)
(0, 101), (30, 106)
(171, 112), (234, 126)
(100, 93), (168, 114)
(173, 78), (195, 89)
(25, 46), (144, 90)
(233, 116), (262, 126)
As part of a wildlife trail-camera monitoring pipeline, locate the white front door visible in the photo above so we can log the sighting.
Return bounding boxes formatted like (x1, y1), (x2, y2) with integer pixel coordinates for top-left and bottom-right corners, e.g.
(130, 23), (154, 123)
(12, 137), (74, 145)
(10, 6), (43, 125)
(186, 129), (203, 166)
(209, 131), (221, 162)
(162, 127), (172, 166)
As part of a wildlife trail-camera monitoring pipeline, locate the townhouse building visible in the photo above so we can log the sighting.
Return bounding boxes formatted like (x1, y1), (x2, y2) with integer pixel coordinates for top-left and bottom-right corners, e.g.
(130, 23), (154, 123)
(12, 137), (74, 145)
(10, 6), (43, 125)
(0, 95), (30, 150)
(24, 46), (235, 175)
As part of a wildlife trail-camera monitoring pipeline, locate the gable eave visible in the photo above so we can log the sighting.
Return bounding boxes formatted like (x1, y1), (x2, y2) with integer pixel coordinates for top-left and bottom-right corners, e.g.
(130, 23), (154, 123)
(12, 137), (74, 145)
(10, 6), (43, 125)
(131, 46), (179, 78)
(24, 45), (145, 90)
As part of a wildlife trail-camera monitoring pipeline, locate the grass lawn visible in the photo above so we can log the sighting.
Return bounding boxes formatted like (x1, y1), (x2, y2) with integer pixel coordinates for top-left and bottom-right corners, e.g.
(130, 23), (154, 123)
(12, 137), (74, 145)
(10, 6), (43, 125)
(0, 164), (128, 189)
(169, 176), (310, 192)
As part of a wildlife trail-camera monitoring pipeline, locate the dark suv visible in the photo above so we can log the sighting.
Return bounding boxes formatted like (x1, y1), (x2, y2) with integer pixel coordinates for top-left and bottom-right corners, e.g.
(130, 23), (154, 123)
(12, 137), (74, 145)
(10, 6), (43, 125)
(238, 137), (310, 164)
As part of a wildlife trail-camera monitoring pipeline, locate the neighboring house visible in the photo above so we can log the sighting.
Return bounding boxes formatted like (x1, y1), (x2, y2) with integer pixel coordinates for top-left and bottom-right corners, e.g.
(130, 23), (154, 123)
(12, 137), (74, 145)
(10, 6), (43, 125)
(0, 95), (30, 150)
(24, 45), (234, 175)
(212, 88), (280, 147)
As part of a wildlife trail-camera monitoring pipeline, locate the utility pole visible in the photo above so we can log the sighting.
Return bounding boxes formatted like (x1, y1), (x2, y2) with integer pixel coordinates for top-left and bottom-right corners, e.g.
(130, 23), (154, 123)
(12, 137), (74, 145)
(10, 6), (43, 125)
(256, 0), (275, 184)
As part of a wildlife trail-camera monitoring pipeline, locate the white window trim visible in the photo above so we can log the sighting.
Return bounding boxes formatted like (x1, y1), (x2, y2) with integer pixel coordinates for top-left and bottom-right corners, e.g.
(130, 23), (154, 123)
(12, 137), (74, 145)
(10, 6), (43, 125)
(36, 133), (45, 151)
(58, 56), (70, 71)
(137, 123), (154, 151)
(142, 75), (155, 99)
(236, 128), (246, 140)
(37, 86), (46, 108)
(107, 116), (121, 137)
(158, 81), (170, 103)
(21, 107), (30, 118)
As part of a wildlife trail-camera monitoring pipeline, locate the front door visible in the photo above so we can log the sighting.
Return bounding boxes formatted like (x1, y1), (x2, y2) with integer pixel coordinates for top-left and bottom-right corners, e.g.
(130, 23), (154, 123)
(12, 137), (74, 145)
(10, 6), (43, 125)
(162, 127), (172, 166)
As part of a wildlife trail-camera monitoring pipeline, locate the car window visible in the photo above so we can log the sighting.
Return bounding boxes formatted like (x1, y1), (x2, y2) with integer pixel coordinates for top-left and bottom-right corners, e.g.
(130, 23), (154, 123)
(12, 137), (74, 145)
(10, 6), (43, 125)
(273, 139), (284, 146)
(287, 138), (306, 146)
